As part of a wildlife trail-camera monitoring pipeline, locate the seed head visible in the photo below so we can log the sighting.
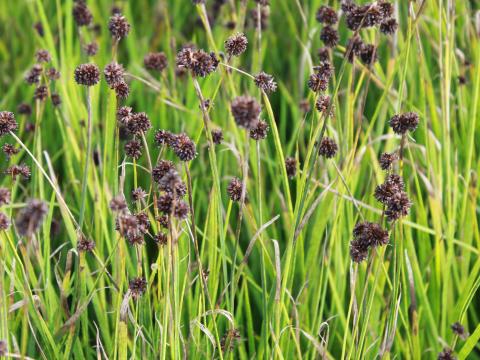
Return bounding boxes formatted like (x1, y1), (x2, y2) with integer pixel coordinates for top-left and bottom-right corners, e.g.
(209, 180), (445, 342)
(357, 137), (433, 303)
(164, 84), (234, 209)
(152, 160), (175, 183)
(34, 22), (44, 36)
(378, 1), (394, 18)
(51, 93), (62, 107)
(144, 52), (168, 72)
(318, 136), (338, 158)
(17, 103), (32, 115)
(0, 188), (11, 206)
(15, 199), (48, 237)
(254, 72), (277, 93)
(129, 277), (147, 299)
(157, 193), (173, 214)
(114, 81), (130, 99)
(374, 174), (404, 204)
(25, 64), (43, 85)
(350, 221), (389, 262)
(108, 14), (130, 40)
(389, 112), (419, 135)
(380, 18), (398, 35)
(74, 63), (100, 86)
(104, 62), (124, 88)
(350, 240), (369, 263)
(385, 191), (411, 222)
(308, 73), (328, 93)
(34, 85), (48, 102)
(285, 157), (297, 178)
(249, 120), (269, 141)
(227, 177), (243, 202)
(359, 44), (378, 65)
(379, 152), (397, 170)
(451, 322), (468, 340)
(158, 169), (187, 198)
(225, 33), (248, 57)
(154, 232), (168, 245)
(77, 234), (95, 252)
(345, 4), (382, 31)
(84, 42), (99, 56)
(230, 95), (261, 129)
(315, 95), (333, 116)
(127, 112), (151, 135)
(73, 1), (93, 27)
(132, 187), (147, 201)
(36, 49), (51, 63)
(318, 47), (330, 62)
(220, 328), (241, 353)
(109, 194), (127, 212)
(157, 214), (169, 229)
(5, 164), (30, 180)
(345, 36), (364, 63)
(211, 129), (224, 145)
(0, 111), (18, 136)
(172, 133), (197, 161)
(176, 48), (218, 77)
(316, 6), (338, 25)
(320, 25), (339, 48)
(0, 212), (10, 231)
(117, 106), (132, 125)
(437, 348), (456, 360)
(125, 140), (142, 159)
(154, 130), (175, 147)
(173, 200), (190, 220)
(46, 67), (61, 80)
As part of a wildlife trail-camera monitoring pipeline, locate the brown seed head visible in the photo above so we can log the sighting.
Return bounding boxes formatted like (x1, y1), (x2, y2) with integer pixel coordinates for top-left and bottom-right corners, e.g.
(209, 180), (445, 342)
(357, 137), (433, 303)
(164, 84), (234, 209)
(318, 136), (338, 158)
(320, 25), (339, 48)
(104, 62), (125, 88)
(254, 72), (277, 93)
(144, 52), (168, 72)
(249, 120), (269, 141)
(172, 133), (197, 161)
(108, 14), (130, 39)
(389, 112), (419, 135)
(285, 157), (297, 178)
(74, 63), (100, 86)
(0, 111), (18, 136)
(129, 277), (147, 299)
(227, 177), (243, 201)
(15, 199), (48, 237)
(225, 33), (248, 57)
(36, 49), (51, 63)
(73, 1), (93, 26)
(230, 95), (261, 129)
(125, 140), (142, 159)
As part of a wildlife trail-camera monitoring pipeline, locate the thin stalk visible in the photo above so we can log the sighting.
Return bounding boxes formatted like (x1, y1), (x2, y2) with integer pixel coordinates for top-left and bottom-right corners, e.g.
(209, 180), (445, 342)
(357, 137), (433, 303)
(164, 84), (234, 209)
(79, 86), (93, 229)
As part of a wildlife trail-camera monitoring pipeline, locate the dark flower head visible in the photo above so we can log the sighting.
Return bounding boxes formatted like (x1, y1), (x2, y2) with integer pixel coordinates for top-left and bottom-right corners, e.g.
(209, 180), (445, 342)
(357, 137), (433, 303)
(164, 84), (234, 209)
(345, 36), (364, 63)
(25, 64), (43, 85)
(51, 93), (62, 107)
(109, 194), (127, 212)
(144, 52), (168, 72)
(0, 212), (10, 231)
(345, 4), (382, 31)
(437, 348), (456, 360)
(318, 47), (330, 62)
(114, 81), (129, 99)
(0, 111), (18, 136)
(173, 200), (189, 220)
(308, 73), (328, 93)
(17, 103), (32, 115)
(378, 1), (394, 18)
(73, 1), (93, 26)
(125, 140), (142, 159)
(285, 157), (297, 178)
(315, 95), (333, 116)
(359, 44), (378, 65)
(157, 214), (169, 228)
(36, 49), (51, 63)
(34, 85), (48, 102)
(350, 221), (389, 262)
(374, 174), (404, 204)
(389, 112), (419, 135)
(350, 240), (369, 263)
(0, 188), (11, 206)
(77, 234), (95, 252)
(15, 199), (48, 237)
(211, 129), (224, 145)
(104, 62), (125, 88)
(154, 129), (174, 147)
(227, 177), (243, 202)
(172, 133), (197, 161)
(379, 152), (397, 170)
(127, 112), (151, 135)
(318, 136), (338, 158)
(225, 33), (248, 57)
(132, 187), (147, 201)
(154, 232), (168, 245)
(230, 95), (261, 129)
(34, 22), (44, 36)
(220, 328), (241, 353)
(249, 120), (269, 140)
(116, 213), (147, 245)
(129, 277), (147, 299)
(74, 63), (100, 86)
(176, 48), (218, 77)
(46, 67), (61, 80)
(385, 191), (411, 221)
(316, 6), (338, 25)
(320, 25), (339, 48)
(84, 42), (99, 56)
(108, 14), (130, 40)
(158, 169), (187, 198)
(117, 106), (132, 125)
(152, 160), (175, 183)
(380, 18), (398, 35)
(451, 322), (468, 340)
(157, 193), (173, 214)
(5, 164), (30, 180)
(254, 72), (277, 93)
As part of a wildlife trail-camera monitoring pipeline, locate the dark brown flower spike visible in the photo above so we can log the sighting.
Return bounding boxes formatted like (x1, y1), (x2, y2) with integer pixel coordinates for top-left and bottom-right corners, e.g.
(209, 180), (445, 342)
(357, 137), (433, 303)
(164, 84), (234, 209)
(320, 26), (339, 48)
(227, 177), (243, 201)
(211, 129), (224, 145)
(36, 49), (51, 63)
(104, 62), (125, 88)
(154, 130), (174, 147)
(318, 137), (338, 158)
(34, 85), (48, 101)
(108, 14), (130, 40)
(77, 234), (95, 252)
(74, 63), (100, 86)
(114, 81), (130, 99)
(380, 18), (398, 35)
(171, 133), (197, 161)
(17, 103), (32, 115)
(15, 199), (48, 237)
(129, 277), (147, 299)
(144, 52), (168, 72)
(73, 1), (93, 27)
(84, 42), (99, 56)
(451, 322), (468, 340)
(389, 112), (419, 135)
(249, 120), (269, 141)
(176, 47), (218, 77)
(132, 187), (147, 201)
(0, 188), (11, 206)
(285, 157), (297, 179)
(25, 64), (43, 85)
(152, 160), (175, 183)
(231, 95), (261, 129)
(109, 194), (127, 212)
(379, 152), (397, 170)
(0, 212), (10, 231)
(316, 6), (338, 25)
(51, 93), (62, 107)
(254, 72), (277, 93)
(225, 33), (248, 57)
(125, 140), (142, 159)
(0, 111), (18, 136)
(46, 67), (61, 81)
(173, 200), (190, 220)
(6, 164), (30, 180)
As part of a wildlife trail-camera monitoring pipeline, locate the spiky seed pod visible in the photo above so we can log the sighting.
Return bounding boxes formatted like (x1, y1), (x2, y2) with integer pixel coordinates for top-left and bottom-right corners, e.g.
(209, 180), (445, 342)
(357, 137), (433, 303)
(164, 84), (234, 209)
(345, 4), (382, 31)
(154, 232), (168, 245)
(0, 111), (18, 136)
(320, 25), (339, 48)
(318, 137), (338, 158)
(389, 112), (419, 134)
(84, 42), (99, 56)
(152, 160), (175, 183)
(0, 188), (11, 206)
(73, 1), (93, 26)
(77, 235), (95, 252)
(34, 22), (44, 36)
(125, 140), (142, 159)
(5, 164), (30, 180)
(46, 67), (61, 80)
(220, 329), (241, 353)
(385, 191), (411, 221)
(127, 112), (151, 135)
(17, 103), (32, 115)
(227, 177), (243, 201)
(437, 348), (456, 360)
(173, 200), (190, 220)
(158, 169), (187, 197)
(451, 322), (468, 340)
(350, 240), (369, 263)
(254, 72), (277, 93)
(144, 52), (168, 72)
(129, 277), (147, 299)
(316, 6), (338, 25)
(25, 64), (43, 85)
(225, 33), (248, 57)
(132, 187), (147, 202)
(379, 152), (397, 170)
(51, 93), (62, 107)
(15, 199), (48, 237)
(33, 85), (48, 101)
(0, 212), (10, 231)
(285, 157), (297, 178)
(36, 49), (51, 63)
(135, 212), (150, 233)
(176, 48), (218, 77)
(374, 175), (404, 204)
(249, 120), (269, 140)
(108, 14), (130, 39)
(378, 1), (394, 18)
(154, 130), (174, 147)
(350, 221), (389, 262)
(157, 193), (173, 214)
(116, 213), (142, 244)
(318, 47), (330, 62)
(104, 62), (125, 88)
(308, 73), (328, 93)
(109, 194), (127, 212)
(114, 81), (129, 99)
(380, 18), (398, 35)
(211, 129), (224, 145)
(74, 63), (100, 86)
(172, 133), (197, 161)
(315, 95), (333, 115)
(345, 36), (364, 63)
(157, 214), (169, 229)
(116, 106), (132, 125)
(359, 44), (378, 65)
(230, 95), (261, 129)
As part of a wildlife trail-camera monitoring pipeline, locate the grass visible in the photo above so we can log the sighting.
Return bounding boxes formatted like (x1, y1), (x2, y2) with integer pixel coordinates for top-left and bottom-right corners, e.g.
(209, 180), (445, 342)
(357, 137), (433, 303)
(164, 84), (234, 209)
(0, 0), (479, 358)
